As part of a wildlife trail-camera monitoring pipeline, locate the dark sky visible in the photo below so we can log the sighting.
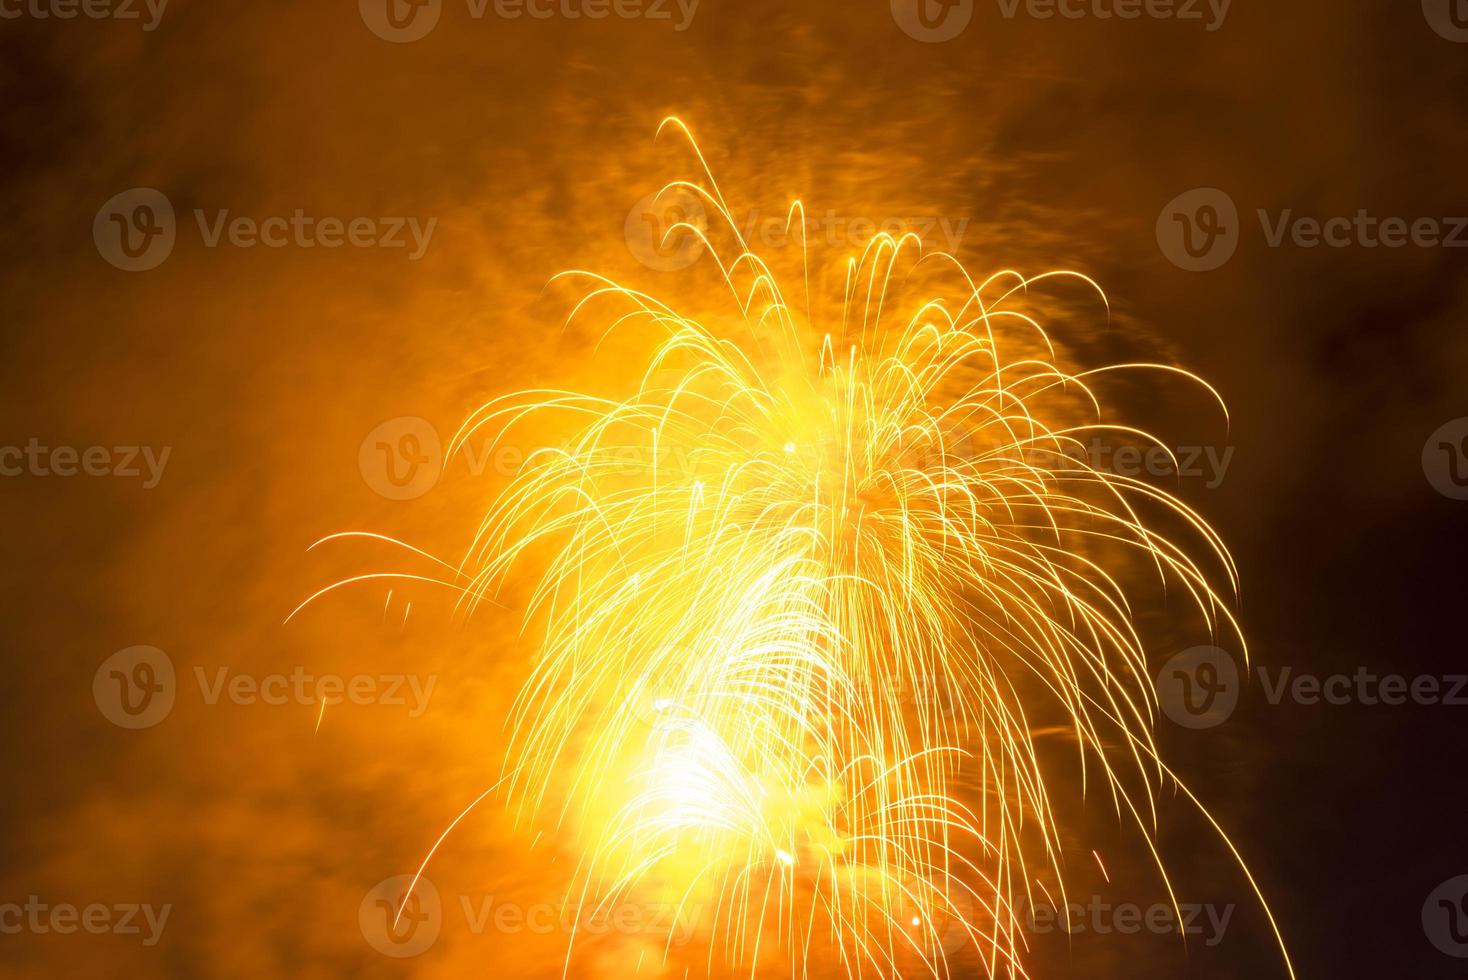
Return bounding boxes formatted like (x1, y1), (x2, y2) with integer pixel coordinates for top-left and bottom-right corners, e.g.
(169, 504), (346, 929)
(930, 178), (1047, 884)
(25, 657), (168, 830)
(1, 0), (1467, 977)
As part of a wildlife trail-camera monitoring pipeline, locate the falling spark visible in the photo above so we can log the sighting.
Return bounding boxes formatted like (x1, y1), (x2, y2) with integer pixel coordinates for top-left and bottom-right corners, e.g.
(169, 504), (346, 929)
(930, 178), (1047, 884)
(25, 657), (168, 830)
(314, 697), (327, 735)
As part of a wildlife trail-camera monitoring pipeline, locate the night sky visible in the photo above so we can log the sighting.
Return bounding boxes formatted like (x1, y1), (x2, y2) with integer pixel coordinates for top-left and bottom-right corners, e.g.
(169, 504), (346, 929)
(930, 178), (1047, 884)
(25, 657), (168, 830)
(2, 0), (1467, 977)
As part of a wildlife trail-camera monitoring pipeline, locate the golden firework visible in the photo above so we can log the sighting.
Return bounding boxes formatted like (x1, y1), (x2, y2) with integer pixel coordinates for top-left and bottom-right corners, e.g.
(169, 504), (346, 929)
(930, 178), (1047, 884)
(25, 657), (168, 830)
(304, 119), (1292, 979)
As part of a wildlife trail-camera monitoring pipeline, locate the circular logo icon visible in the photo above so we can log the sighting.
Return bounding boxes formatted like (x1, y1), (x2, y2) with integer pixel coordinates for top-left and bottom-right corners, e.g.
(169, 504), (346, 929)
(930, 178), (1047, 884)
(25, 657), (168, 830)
(624, 188), (708, 272)
(893, 886), (976, 960)
(359, 0), (442, 42)
(1423, 418), (1468, 500)
(1156, 646), (1239, 729)
(1423, 0), (1468, 42)
(891, 0), (974, 42)
(359, 417), (443, 501)
(1424, 875), (1468, 957)
(631, 672), (674, 733)
(94, 188), (176, 272)
(1156, 188), (1239, 272)
(628, 654), (699, 735)
(93, 646), (176, 729)
(360, 875), (442, 957)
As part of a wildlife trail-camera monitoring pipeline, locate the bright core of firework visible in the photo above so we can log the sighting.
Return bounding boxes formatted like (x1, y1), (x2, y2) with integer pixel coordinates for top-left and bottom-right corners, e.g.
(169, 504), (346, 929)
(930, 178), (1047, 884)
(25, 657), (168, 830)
(304, 119), (1293, 979)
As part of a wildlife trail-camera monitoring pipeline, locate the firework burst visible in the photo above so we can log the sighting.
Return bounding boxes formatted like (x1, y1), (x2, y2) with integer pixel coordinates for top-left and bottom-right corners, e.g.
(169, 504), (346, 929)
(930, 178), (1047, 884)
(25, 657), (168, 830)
(300, 119), (1292, 979)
